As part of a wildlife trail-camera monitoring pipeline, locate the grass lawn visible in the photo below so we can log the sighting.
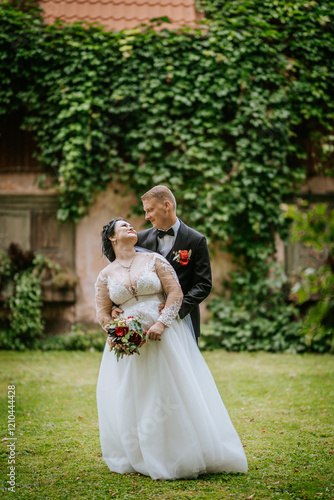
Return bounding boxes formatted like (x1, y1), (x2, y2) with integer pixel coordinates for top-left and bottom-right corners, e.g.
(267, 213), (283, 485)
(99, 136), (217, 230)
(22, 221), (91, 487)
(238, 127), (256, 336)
(0, 350), (333, 499)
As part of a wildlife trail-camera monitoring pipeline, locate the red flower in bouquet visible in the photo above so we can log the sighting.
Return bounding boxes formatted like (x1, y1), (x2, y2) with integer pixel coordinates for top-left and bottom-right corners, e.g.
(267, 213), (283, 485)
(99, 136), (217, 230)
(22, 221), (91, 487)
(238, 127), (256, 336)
(129, 332), (142, 346)
(116, 326), (128, 336)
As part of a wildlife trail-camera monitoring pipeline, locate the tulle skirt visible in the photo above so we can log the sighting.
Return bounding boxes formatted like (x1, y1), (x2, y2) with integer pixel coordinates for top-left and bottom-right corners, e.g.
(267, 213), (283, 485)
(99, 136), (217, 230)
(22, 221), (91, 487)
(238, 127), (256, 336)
(96, 315), (248, 480)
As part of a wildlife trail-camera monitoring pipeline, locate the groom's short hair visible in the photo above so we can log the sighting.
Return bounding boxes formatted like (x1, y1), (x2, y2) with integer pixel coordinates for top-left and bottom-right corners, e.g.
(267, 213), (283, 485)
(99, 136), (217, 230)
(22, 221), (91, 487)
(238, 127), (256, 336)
(141, 185), (177, 210)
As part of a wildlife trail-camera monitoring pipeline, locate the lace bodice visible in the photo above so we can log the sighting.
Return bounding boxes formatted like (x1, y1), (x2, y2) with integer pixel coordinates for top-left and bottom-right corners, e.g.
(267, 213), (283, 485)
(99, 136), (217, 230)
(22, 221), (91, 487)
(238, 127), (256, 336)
(95, 252), (183, 331)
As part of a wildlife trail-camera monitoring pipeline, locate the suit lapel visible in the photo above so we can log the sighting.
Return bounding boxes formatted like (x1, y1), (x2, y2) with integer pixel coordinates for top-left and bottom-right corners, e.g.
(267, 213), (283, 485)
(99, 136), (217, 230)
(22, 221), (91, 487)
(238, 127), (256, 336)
(166, 220), (189, 264)
(147, 228), (158, 252)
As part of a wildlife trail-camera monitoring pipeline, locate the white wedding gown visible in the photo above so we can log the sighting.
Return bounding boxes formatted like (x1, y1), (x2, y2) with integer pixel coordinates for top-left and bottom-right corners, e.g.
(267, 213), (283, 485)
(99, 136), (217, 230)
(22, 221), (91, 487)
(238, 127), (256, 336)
(95, 252), (248, 480)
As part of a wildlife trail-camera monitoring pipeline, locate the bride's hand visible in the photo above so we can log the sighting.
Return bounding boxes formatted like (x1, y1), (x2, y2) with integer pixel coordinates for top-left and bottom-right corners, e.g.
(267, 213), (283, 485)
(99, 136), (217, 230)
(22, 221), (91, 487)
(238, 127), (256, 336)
(147, 321), (165, 341)
(111, 307), (124, 320)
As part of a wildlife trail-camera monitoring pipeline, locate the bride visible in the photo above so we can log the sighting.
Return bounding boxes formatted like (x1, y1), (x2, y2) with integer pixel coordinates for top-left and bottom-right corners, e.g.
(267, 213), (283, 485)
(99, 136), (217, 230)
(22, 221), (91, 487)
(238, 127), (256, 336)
(95, 218), (248, 480)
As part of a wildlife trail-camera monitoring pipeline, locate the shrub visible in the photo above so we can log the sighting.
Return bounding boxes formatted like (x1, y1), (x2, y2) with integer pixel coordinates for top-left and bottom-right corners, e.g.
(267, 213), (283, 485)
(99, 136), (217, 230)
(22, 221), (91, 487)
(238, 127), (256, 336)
(205, 265), (305, 353)
(0, 244), (77, 349)
(285, 203), (334, 352)
(7, 271), (44, 348)
(37, 324), (106, 352)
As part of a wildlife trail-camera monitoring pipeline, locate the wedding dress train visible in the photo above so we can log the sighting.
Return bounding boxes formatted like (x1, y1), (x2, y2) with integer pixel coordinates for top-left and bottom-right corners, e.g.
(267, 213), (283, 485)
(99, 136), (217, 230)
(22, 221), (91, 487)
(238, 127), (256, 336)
(95, 252), (248, 480)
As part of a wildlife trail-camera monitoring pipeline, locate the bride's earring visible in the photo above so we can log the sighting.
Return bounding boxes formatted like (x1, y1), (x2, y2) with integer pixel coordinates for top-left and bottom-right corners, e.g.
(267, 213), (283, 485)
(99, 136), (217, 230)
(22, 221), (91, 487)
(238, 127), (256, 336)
(112, 240), (117, 245)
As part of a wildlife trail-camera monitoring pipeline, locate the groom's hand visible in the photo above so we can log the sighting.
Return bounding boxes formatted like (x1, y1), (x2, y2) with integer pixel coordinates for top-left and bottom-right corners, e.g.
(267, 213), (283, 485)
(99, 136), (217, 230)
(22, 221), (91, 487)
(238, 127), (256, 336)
(147, 321), (165, 341)
(111, 307), (124, 320)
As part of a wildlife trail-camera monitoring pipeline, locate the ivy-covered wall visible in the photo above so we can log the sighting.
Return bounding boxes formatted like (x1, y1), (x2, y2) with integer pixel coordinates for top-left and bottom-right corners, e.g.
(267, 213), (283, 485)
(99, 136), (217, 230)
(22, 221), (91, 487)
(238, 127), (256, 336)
(0, 0), (333, 350)
(1, 1), (333, 237)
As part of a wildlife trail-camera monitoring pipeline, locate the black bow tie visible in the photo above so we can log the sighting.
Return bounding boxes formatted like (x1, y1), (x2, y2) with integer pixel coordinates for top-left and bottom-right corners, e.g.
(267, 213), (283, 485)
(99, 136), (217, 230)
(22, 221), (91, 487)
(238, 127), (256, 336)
(157, 228), (174, 238)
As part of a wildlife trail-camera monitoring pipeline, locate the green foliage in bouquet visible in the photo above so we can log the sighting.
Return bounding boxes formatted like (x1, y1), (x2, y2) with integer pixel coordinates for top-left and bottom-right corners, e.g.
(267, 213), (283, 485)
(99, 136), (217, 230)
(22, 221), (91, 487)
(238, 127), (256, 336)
(285, 203), (334, 352)
(106, 316), (148, 361)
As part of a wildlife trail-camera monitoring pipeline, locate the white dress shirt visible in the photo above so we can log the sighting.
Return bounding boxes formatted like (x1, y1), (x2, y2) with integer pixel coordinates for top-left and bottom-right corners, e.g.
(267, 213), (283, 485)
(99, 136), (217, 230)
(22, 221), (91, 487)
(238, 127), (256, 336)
(157, 218), (180, 257)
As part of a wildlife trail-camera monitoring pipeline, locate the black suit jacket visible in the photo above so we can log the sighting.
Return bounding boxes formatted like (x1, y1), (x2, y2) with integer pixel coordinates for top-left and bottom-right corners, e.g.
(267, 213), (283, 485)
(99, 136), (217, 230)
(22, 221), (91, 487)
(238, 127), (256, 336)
(136, 220), (212, 338)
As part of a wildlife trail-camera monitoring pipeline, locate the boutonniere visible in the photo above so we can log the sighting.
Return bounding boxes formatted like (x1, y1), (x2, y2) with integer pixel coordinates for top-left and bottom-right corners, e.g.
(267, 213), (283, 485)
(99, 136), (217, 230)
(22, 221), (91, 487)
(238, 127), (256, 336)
(173, 249), (192, 266)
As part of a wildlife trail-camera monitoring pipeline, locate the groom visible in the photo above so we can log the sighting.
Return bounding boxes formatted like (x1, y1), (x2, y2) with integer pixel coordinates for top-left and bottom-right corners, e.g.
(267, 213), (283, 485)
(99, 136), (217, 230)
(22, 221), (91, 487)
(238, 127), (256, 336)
(136, 185), (212, 341)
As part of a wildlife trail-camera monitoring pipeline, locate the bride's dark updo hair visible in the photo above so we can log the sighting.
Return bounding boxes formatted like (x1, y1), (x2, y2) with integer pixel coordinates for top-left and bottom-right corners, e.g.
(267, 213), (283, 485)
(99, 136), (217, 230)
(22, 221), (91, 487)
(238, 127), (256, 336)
(101, 218), (124, 263)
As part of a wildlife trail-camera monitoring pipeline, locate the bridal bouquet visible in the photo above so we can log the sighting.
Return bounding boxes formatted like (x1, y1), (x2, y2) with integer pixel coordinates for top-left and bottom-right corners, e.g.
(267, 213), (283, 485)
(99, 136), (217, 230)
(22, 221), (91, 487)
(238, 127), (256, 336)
(105, 316), (148, 361)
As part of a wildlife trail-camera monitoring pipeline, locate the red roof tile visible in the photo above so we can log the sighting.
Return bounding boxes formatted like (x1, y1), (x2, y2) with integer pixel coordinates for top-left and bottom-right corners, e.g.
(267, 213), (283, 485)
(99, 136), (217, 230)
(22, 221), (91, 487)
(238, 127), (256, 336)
(40, 0), (203, 31)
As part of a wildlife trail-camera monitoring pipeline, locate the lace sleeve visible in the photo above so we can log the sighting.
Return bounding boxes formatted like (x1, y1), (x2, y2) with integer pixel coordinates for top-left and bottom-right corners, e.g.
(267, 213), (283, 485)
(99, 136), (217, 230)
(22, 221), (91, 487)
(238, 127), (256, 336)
(95, 272), (113, 331)
(154, 255), (183, 327)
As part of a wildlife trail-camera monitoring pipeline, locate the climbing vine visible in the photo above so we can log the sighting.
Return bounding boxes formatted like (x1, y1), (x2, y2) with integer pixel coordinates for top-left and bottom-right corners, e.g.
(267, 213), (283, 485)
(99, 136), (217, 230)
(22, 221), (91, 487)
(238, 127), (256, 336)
(0, 0), (333, 349)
